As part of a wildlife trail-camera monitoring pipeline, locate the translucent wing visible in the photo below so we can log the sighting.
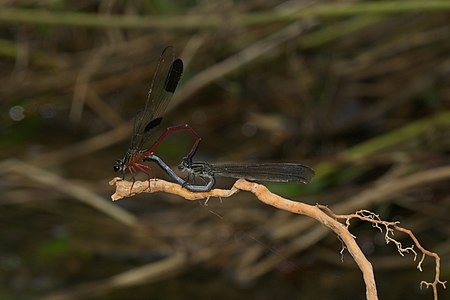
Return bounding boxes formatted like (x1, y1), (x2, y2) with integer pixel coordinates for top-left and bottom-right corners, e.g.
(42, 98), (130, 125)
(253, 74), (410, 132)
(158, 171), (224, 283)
(210, 162), (315, 184)
(130, 46), (184, 149)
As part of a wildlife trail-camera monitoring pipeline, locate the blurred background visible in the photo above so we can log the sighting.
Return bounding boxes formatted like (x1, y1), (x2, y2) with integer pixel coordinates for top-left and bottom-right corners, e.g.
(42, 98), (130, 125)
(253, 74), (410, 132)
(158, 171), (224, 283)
(1, 1), (449, 299)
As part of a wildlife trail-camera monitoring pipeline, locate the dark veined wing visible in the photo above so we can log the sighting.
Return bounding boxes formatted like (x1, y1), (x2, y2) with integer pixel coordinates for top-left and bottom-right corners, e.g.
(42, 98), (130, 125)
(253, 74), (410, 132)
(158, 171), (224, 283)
(209, 162), (315, 184)
(130, 46), (184, 149)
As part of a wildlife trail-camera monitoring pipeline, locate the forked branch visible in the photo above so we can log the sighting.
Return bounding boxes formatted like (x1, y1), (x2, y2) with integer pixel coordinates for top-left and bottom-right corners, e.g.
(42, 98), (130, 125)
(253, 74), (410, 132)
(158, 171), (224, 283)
(318, 206), (446, 300)
(110, 177), (446, 300)
(110, 177), (378, 300)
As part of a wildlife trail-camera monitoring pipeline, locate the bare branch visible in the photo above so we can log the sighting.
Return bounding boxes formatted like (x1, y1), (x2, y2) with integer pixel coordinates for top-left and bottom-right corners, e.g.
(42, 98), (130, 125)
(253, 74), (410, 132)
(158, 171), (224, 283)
(109, 177), (239, 201)
(319, 206), (447, 300)
(110, 177), (379, 300)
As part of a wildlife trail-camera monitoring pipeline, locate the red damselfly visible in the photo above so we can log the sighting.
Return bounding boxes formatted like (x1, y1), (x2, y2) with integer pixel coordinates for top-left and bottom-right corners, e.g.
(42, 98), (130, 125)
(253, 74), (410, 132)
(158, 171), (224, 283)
(114, 46), (201, 186)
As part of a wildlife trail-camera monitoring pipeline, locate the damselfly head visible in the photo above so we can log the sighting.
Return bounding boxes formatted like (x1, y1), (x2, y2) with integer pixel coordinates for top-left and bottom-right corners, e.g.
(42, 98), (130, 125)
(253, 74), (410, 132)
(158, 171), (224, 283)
(178, 156), (191, 172)
(113, 159), (124, 172)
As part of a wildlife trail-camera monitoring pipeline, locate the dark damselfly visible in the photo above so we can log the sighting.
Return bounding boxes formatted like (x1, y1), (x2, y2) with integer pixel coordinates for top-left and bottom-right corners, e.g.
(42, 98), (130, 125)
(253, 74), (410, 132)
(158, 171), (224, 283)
(146, 154), (315, 192)
(114, 46), (201, 185)
(147, 154), (316, 282)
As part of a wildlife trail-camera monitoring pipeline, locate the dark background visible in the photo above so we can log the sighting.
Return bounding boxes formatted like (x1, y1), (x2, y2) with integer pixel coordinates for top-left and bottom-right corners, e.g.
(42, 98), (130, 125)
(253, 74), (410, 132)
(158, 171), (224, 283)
(1, 1), (449, 299)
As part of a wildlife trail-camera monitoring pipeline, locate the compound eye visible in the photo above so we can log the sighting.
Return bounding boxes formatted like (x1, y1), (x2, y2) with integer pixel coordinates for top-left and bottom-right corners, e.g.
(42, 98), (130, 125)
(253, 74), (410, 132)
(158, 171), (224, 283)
(113, 159), (123, 172)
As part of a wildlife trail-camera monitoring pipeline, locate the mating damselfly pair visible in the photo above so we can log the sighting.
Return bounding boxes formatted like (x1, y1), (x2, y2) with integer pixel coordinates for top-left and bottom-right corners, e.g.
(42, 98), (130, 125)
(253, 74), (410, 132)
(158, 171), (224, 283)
(114, 46), (315, 192)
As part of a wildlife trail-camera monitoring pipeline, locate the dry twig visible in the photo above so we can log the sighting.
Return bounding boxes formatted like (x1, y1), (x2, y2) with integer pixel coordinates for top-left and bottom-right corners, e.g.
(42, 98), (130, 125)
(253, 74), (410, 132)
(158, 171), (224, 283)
(318, 206), (447, 300)
(110, 177), (378, 300)
(111, 176), (447, 299)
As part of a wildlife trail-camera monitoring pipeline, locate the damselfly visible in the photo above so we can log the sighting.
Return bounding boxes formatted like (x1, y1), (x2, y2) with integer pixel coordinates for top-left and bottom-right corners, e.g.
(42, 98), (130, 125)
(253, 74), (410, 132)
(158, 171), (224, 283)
(147, 154), (315, 280)
(146, 154), (315, 192)
(114, 46), (201, 184)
